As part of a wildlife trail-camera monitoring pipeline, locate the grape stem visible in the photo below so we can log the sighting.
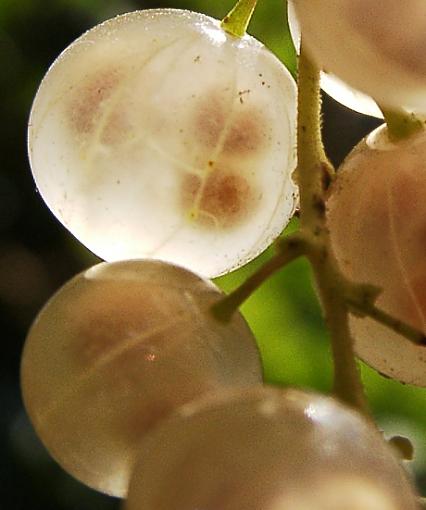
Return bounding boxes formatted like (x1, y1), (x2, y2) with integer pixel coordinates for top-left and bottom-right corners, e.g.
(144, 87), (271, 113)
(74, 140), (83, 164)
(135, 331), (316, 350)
(379, 106), (424, 142)
(296, 40), (370, 414)
(296, 41), (334, 235)
(213, 28), (425, 419)
(347, 298), (426, 346)
(309, 252), (369, 414)
(212, 232), (306, 321)
(221, 0), (258, 38)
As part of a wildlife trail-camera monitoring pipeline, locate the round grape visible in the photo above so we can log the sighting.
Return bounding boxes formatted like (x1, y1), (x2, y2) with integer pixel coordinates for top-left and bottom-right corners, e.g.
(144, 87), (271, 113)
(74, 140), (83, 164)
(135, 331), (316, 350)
(126, 387), (418, 510)
(292, 0), (426, 112)
(21, 259), (262, 496)
(28, 9), (298, 278)
(327, 125), (426, 386)
(287, 1), (382, 119)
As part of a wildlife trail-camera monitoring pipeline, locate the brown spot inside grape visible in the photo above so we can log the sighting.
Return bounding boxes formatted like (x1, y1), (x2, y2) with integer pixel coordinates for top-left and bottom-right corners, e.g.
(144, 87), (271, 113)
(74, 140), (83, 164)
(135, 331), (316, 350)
(69, 285), (165, 368)
(68, 67), (127, 144)
(74, 310), (149, 369)
(224, 108), (265, 154)
(181, 169), (254, 229)
(101, 110), (129, 145)
(194, 94), (267, 155)
(194, 95), (226, 148)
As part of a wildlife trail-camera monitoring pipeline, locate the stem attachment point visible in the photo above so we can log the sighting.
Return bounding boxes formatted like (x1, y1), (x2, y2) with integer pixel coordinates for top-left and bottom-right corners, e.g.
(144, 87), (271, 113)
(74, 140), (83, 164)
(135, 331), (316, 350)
(221, 0), (258, 38)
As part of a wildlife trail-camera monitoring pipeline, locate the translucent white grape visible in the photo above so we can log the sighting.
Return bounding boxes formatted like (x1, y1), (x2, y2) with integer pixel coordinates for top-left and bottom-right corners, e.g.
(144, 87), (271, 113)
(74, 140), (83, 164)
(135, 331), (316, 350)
(287, 1), (382, 118)
(126, 387), (419, 510)
(28, 9), (298, 278)
(21, 259), (262, 497)
(292, 0), (426, 112)
(327, 124), (426, 386)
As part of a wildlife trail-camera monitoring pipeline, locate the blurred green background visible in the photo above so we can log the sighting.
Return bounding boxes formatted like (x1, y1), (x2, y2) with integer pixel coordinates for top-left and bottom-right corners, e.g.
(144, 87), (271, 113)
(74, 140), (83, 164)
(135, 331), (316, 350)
(0, 1), (424, 508)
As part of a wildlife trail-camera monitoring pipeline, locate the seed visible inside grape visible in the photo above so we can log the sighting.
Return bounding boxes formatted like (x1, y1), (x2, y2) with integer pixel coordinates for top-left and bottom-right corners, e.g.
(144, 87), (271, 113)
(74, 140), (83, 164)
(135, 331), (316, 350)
(67, 65), (125, 140)
(28, 9), (297, 277)
(126, 387), (418, 510)
(20, 259), (262, 497)
(292, 0), (426, 112)
(180, 167), (254, 229)
(327, 124), (426, 386)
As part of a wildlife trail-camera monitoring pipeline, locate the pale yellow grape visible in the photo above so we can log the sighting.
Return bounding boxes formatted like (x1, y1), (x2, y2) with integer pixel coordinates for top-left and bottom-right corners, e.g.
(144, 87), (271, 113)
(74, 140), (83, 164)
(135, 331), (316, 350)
(28, 9), (298, 277)
(327, 125), (426, 386)
(126, 387), (418, 510)
(293, 0), (426, 112)
(287, 1), (382, 118)
(21, 259), (262, 497)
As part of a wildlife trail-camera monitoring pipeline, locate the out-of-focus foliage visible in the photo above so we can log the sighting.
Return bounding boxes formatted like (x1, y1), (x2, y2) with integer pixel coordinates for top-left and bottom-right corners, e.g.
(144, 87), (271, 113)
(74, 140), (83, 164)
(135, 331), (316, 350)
(0, 1), (424, 509)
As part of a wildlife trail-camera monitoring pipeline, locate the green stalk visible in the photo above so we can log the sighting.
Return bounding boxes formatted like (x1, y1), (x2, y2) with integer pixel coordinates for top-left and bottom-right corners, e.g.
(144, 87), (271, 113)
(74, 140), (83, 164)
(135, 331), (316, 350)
(212, 233), (307, 321)
(380, 106), (423, 142)
(221, 0), (258, 38)
(311, 254), (369, 413)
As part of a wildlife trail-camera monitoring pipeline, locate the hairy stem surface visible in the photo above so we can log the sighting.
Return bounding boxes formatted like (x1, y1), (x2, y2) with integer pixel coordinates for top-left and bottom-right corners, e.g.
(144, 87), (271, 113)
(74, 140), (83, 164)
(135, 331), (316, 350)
(380, 106), (423, 142)
(296, 41), (368, 413)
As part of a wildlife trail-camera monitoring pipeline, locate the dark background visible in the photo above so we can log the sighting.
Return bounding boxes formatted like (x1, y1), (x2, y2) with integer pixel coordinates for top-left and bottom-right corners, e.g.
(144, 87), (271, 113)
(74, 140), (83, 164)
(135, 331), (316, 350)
(0, 1), (423, 509)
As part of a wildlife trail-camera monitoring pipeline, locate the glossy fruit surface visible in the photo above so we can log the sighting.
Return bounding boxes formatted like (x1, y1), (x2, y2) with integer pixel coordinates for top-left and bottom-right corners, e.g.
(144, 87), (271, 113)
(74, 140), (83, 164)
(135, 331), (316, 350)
(327, 125), (426, 386)
(28, 9), (298, 277)
(293, 0), (426, 111)
(287, 0), (382, 118)
(126, 386), (418, 510)
(21, 259), (262, 496)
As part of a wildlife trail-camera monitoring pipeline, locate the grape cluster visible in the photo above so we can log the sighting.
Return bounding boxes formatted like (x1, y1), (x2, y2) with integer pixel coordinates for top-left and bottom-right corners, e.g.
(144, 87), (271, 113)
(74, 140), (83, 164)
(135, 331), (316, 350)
(289, 0), (426, 387)
(21, 259), (262, 496)
(22, 3), (425, 509)
(21, 257), (419, 506)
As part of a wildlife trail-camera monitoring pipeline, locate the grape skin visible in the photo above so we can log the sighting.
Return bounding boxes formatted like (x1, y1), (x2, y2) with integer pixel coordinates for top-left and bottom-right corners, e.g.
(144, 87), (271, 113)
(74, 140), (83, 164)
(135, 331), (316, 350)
(327, 125), (426, 386)
(21, 259), (262, 497)
(287, 1), (382, 119)
(293, 0), (426, 112)
(28, 9), (298, 277)
(126, 387), (418, 510)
